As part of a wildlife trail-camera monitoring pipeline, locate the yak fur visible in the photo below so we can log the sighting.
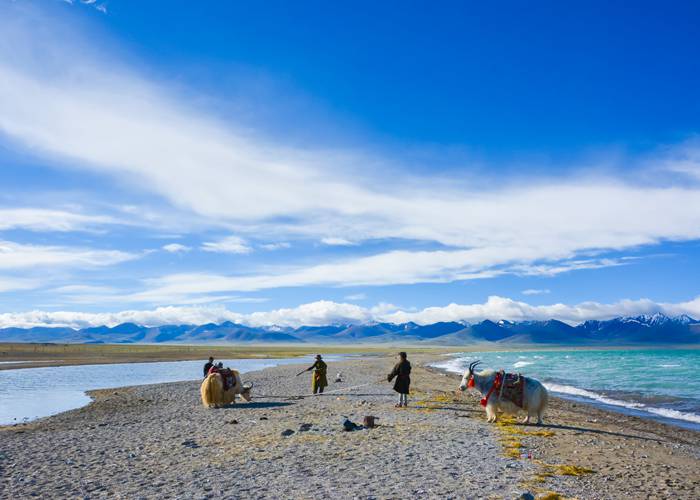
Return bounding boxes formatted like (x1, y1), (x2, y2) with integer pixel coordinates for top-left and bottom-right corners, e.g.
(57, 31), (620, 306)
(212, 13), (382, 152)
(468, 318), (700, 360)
(200, 370), (252, 408)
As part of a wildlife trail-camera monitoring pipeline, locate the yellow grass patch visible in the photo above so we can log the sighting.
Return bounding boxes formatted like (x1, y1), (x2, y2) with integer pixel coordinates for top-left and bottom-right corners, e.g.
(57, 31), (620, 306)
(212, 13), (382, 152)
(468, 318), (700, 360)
(553, 464), (595, 476)
(429, 393), (455, 404)
(526, 430), (555, 437)
(499, 437), (523, 459)
(537, 493), (569, 500)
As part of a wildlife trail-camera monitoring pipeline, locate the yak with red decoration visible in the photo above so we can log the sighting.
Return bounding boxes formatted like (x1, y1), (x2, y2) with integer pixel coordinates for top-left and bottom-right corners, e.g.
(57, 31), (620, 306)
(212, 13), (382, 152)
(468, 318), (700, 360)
(458, 360), (548, 425)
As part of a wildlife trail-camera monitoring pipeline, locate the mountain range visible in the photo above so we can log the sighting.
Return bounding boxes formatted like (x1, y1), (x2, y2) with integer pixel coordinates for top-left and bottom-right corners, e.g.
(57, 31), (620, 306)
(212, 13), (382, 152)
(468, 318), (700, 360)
(1, 313), (699, 345)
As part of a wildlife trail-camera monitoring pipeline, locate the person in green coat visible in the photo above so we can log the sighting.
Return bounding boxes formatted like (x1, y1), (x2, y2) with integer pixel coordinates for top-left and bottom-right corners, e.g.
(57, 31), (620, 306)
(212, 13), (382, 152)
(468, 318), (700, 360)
(304, 354), (328, 394)
(388, 351), (411, 407)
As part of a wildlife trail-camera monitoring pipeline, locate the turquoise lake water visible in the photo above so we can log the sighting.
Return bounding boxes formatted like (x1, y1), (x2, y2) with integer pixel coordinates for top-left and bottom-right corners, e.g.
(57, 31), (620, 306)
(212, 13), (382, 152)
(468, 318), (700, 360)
(433, 349), (700, 430)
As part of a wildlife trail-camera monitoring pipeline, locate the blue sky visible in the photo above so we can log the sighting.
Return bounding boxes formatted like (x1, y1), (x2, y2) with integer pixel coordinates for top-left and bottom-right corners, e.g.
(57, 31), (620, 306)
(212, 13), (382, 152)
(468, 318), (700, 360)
(0, 1), (699, 328)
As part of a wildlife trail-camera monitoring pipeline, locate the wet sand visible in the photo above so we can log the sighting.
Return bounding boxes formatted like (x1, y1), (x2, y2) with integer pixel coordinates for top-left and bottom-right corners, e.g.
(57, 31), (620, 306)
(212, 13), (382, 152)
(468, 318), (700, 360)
(1, 355), (698, 499)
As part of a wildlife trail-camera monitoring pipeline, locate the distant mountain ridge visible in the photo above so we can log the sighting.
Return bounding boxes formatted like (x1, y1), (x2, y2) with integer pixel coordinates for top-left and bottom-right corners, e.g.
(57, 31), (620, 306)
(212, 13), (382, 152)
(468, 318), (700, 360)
(1, 313), (699, 345)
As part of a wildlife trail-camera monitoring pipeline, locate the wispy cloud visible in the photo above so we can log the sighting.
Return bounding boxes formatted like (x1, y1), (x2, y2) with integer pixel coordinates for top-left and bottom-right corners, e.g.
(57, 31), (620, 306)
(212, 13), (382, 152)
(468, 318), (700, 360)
(0, 240), (139, 269)
(521, 288), (551, 296)
(1, 295), (699, 329)
(121, 253), (620, 305)
(162, 243), (190, 253)
(201, 236), (252, 254)
(0, 208), (114, 232)
(260, 242), (290, 251)
(344, 293), (367, 301)
(321, 237), (355, 246)
(0, 276), (41, 293)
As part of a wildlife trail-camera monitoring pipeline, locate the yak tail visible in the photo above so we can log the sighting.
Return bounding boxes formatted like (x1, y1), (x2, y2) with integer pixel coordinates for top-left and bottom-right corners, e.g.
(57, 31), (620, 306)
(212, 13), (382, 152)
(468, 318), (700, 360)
(540, 385), (549, 412)
(201, 375), (215, 407)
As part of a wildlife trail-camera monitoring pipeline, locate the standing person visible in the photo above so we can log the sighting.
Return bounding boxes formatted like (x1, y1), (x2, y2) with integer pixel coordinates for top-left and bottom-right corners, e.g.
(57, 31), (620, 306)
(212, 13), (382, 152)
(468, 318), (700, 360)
(302, 354), (328, 394)
(203, 357), (214, 378)
(388, 352), (411, 407)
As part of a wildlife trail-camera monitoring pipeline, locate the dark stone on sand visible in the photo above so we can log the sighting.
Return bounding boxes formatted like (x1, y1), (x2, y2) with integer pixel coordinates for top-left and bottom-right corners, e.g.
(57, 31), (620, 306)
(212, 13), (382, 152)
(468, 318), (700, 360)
(281, 429), (295, 437)
(299, 423), (312, 432)
(516, 492), (535, 500)
(342, 418), (362, 432)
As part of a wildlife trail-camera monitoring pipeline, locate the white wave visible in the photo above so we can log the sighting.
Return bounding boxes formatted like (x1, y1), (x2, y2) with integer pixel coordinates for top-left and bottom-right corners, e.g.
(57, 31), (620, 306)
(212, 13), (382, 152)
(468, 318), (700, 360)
(545, 383), (700, 425)
(431, 359), (464, 374)
(513, 361), (534, 368)
(660, 364), (681, 368)
(645, 407), (700, 424)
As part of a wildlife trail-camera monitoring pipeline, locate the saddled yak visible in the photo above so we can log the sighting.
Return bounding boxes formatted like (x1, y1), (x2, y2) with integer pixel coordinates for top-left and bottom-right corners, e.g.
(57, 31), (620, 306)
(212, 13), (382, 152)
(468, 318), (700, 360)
(200, 369), (253, 408)
(459, 360), (548, 425)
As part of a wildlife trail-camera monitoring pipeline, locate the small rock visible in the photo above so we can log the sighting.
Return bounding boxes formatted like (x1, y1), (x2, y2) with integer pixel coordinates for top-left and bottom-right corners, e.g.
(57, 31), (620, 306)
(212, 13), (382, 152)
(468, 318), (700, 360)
(228, 419), (238, 425)
(281, 429), (295, 437)
(516, 493), (535, 500)
(342, 418), (361, 432)
(259, 416), (268, 420)
(299, 423), (312, 432)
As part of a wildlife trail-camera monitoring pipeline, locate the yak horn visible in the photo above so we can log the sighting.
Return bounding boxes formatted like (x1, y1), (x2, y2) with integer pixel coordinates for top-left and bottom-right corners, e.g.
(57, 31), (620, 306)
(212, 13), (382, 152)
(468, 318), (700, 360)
(243, 382), (253, 390)
(469, 360), (482, 372)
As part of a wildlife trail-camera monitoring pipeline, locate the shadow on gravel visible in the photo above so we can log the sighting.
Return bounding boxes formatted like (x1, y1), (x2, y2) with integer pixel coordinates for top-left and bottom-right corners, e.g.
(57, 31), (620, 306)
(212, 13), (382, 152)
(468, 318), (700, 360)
(325, 393), (395, 397)
(222, 402), (294, 409)
(536, 423), (663, 442)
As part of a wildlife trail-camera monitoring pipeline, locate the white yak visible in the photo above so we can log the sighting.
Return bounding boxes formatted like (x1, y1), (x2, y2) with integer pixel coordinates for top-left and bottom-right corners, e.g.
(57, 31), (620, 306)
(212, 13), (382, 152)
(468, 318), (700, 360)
(459, 360), (548, 424)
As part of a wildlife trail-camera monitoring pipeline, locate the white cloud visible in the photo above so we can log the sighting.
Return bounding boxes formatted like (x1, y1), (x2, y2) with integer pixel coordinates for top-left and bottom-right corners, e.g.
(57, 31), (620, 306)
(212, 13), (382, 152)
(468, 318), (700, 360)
(522, 289), (551, 296)
(201, 236), (252, 254)
(344, 293), (367, 301)
(122, 254), (618, 305)
(0, 240), (138, 269)
(380, 296), (700, 326)
(321, 237), (355, 246)
(162, 243), (190, 253)
(0, 276), (41, 293)
(0, 208), (113, 232)
(1, 295), (699, 329)
(260, 242), (290, 250)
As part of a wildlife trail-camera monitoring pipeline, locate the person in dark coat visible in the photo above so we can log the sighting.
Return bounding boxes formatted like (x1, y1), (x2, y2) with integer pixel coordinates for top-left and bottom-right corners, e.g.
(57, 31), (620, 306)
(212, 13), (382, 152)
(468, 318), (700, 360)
(388, 352), (411, 407)
(203, 357), (214, 378)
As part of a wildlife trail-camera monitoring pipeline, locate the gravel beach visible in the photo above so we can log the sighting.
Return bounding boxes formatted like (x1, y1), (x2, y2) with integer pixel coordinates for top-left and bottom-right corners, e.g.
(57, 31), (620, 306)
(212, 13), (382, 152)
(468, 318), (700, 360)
(1, 354), (699, 499)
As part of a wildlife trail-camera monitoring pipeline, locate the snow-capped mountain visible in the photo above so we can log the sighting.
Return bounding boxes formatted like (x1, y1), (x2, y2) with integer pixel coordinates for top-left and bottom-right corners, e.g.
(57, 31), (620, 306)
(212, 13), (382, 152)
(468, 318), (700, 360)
(1, 314), (698, 345)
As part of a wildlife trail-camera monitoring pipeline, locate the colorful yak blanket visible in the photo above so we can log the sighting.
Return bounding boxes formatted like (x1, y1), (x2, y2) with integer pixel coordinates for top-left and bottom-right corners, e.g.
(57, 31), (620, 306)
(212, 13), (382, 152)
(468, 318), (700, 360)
(499, 372), (526, 409)
(208, 367), (237, 391)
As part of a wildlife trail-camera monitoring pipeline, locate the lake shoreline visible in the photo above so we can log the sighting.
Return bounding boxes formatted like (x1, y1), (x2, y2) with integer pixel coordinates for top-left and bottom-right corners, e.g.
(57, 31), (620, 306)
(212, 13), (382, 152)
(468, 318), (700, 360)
(2, 341), (697, 371)
(2, 354), (699, 498)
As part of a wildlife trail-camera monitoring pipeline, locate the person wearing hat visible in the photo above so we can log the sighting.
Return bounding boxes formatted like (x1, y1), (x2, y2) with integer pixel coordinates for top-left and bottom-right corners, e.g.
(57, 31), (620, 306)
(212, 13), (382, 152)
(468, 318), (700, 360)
(203, 356), (214, 378)
(388, 352), (411, 407)
(301, 354), (328, 394)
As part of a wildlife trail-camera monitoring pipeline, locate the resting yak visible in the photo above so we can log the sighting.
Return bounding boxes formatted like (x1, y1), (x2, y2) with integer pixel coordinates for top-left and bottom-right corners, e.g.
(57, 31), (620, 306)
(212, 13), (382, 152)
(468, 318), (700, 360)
(459, 360), (548, 425)
(200, 369), (253, 408)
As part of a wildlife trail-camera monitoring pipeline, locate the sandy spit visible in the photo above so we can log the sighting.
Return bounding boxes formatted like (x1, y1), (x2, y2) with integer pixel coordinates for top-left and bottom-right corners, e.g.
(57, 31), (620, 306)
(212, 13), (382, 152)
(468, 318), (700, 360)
(1, 355), (698, 499)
